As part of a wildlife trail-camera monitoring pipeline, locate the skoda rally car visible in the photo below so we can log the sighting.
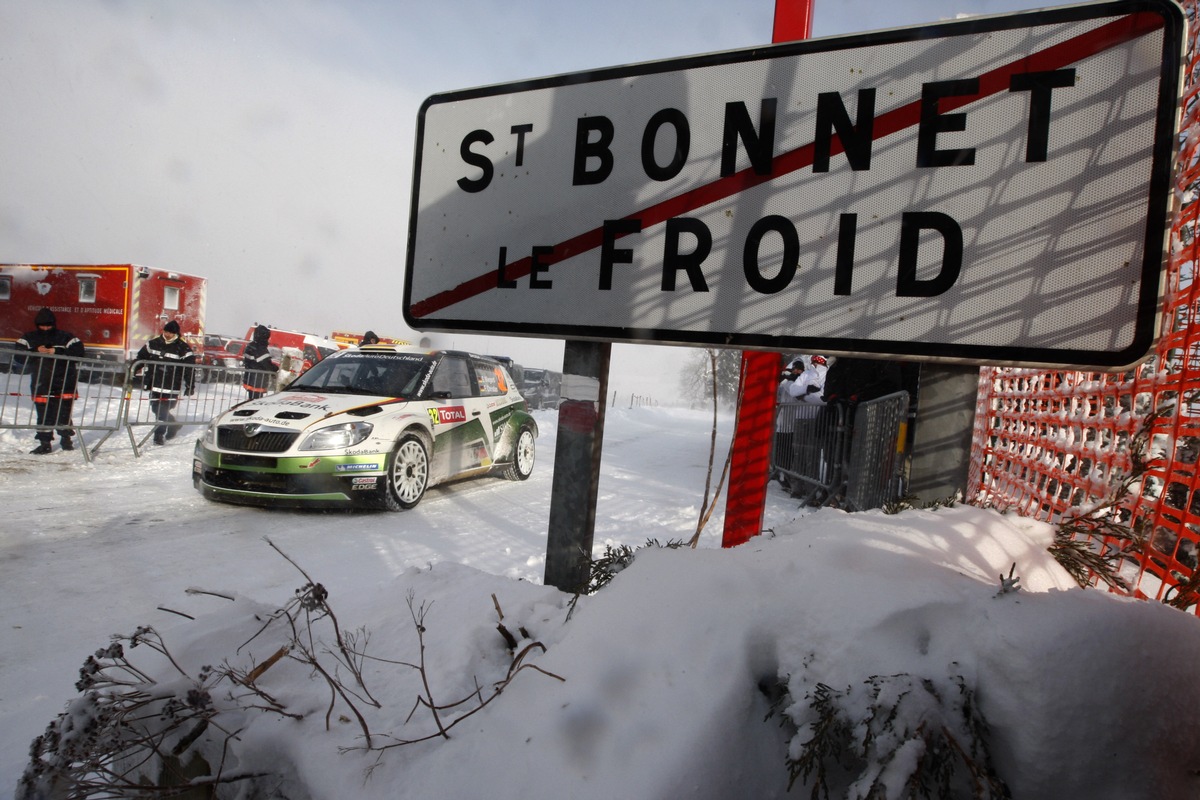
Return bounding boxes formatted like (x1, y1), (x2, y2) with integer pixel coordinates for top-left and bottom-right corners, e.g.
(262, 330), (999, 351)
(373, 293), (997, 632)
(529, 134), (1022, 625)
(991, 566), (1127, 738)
(193, 346), (537, 510)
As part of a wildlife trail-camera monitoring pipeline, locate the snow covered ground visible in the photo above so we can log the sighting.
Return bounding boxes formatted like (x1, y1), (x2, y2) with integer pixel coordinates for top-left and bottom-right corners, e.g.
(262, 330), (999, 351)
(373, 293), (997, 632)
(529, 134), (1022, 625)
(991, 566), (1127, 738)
(4, 405), (1200, 798)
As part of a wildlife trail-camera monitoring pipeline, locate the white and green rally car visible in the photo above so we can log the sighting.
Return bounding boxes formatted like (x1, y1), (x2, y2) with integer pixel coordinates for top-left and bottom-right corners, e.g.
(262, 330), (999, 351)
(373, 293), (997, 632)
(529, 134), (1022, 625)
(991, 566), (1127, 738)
(193, 346), (537, 510)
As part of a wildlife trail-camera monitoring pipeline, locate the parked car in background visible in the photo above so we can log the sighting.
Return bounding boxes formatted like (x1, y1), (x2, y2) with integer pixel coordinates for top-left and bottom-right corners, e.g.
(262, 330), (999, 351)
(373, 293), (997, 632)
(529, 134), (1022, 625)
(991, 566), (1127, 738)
(193, 346), (537, 511)
(520, 367), (562, 409)
(197, 336), (249, 381)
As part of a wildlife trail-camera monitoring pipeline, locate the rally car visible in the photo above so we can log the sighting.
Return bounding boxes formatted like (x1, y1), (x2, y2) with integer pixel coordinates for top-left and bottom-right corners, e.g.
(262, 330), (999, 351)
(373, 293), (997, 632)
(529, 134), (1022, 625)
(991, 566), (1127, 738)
(193, 346), (537, 510)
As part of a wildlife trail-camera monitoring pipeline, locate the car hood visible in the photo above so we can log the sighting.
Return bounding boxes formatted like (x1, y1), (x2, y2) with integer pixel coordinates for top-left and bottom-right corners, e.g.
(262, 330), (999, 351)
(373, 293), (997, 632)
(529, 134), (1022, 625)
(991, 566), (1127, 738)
(219, 391), (409, 432)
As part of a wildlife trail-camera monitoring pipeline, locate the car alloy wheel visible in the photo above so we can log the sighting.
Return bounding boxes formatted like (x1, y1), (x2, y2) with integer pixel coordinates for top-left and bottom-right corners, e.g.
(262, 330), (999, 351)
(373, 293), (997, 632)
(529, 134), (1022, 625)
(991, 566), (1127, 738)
(385, 433), (430, 510)
(504, 426), (535, 481)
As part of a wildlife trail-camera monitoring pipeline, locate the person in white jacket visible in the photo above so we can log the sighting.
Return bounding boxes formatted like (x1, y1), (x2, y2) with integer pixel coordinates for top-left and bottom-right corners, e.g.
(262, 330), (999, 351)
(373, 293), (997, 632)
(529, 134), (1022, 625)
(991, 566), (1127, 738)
(775, 356), (831, 496)
(785, 355), (827, 404)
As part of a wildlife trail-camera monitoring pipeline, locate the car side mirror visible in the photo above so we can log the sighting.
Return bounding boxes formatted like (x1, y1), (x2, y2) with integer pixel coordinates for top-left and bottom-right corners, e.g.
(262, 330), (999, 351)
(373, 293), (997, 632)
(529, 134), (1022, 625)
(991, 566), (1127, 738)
(426, 390), (452, 400)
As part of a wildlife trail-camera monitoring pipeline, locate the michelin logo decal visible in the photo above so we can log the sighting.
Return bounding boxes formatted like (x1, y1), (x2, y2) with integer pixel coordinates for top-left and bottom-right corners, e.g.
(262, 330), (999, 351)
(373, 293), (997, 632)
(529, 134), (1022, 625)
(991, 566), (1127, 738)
(336, 463), (380, 472)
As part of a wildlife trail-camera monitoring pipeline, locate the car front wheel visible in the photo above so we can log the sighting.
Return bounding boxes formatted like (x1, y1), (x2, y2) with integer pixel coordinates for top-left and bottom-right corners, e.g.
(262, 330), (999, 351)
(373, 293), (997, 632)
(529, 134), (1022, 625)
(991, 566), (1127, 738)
(382, 432), (430, 510)
(503, 426), (535, 481)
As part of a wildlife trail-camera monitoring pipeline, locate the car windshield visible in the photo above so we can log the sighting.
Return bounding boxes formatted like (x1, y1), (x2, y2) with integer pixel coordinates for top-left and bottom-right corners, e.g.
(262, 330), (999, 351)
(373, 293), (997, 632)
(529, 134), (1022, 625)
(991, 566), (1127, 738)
(285, 352), (433, 398)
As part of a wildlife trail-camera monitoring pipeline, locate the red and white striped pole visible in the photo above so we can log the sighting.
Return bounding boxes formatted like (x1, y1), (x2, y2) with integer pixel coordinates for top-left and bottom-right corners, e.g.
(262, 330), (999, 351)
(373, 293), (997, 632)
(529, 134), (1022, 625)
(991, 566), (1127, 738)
(721, 0), (814, 548)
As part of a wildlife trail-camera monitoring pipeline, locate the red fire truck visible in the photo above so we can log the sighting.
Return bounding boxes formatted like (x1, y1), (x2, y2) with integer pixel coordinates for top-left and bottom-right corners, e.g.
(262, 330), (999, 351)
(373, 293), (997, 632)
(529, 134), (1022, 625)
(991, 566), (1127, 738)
(0, 264), (207, 362)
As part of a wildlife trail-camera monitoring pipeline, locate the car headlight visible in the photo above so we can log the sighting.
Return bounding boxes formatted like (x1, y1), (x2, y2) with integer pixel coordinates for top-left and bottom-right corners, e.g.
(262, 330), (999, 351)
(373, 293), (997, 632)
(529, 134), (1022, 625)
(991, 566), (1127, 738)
(203, 422), (218, 445)
(300, 421), (373, 451)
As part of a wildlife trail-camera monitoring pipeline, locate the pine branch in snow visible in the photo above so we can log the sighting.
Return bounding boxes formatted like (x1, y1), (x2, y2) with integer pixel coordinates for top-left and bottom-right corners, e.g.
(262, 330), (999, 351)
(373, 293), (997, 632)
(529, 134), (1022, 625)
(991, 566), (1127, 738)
(583, 538), (687, 596)
(1043, 406), (1166, 591)
(781, 670), (1011, 799)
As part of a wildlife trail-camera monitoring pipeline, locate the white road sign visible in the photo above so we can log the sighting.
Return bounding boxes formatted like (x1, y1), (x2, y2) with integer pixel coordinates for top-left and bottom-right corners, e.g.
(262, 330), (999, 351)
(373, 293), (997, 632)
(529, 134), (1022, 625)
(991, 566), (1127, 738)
(405, 0), (1184, 368)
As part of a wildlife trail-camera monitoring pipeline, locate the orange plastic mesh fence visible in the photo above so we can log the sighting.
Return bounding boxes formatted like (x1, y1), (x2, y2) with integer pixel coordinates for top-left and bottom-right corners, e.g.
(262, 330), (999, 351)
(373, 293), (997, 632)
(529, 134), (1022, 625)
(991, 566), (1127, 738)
(969, 0), (1200, 610)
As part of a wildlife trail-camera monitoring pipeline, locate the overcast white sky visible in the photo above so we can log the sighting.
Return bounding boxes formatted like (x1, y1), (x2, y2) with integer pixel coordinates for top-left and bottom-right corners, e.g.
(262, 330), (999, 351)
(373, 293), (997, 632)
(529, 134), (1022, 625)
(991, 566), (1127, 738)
(1, 0), (1046, 393)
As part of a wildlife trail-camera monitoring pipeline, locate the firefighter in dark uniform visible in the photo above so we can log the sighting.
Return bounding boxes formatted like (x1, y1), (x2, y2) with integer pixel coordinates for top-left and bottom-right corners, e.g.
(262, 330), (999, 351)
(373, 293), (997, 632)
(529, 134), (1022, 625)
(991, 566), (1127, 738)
(14, 307), (86, 454)
(135, 320), (196, 445)
(242, 324), (277, 400)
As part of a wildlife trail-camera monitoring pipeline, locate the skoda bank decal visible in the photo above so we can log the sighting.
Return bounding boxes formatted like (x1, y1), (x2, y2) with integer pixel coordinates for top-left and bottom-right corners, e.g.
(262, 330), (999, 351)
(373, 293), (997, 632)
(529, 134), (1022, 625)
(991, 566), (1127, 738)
(405, 1), (1184, 369)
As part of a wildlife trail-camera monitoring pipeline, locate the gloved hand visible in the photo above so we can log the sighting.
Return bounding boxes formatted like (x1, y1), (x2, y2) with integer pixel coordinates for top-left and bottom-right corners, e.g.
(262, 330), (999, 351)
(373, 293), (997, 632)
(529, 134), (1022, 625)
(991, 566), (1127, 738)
(807, 384), (821, 394)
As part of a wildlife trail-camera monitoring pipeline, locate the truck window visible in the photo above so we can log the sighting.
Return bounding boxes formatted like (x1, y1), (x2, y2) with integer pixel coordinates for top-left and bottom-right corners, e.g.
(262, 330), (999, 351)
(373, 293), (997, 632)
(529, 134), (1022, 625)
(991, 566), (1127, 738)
(78, 276), (97, 304)
(0, 276), (9, 301)
(163, 285), (180, 311)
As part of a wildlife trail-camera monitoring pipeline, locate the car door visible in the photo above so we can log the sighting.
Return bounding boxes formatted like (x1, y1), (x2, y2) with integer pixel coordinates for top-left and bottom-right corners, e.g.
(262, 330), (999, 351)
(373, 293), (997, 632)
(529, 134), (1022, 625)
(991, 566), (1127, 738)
(426, 354), (491, 477)
(468, 357), (513, 459)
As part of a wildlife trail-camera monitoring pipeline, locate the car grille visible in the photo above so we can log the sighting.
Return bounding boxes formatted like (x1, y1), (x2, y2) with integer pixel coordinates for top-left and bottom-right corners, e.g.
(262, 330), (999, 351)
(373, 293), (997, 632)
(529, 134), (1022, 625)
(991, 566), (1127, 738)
(204, 469), (290, 492)
(221, 453), (279, 469)
(217, 426), (300, 453)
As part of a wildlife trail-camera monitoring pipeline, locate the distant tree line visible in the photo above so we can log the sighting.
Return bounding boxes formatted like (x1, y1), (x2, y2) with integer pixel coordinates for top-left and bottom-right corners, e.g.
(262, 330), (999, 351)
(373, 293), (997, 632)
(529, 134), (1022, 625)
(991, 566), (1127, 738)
(679, 348), (760, 408)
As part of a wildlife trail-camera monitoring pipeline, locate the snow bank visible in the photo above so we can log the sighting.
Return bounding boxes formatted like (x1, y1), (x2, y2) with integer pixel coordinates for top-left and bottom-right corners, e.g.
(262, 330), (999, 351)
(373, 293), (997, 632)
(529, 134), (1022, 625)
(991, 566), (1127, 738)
(30, 505), (1199, 799)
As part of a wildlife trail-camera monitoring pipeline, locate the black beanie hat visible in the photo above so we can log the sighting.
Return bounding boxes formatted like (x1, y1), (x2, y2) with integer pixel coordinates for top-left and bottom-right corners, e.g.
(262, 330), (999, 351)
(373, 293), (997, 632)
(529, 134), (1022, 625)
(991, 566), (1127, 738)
(163, 320), (181, 335)
(254, 324), (271, 342)
(35, 307), (55, 327)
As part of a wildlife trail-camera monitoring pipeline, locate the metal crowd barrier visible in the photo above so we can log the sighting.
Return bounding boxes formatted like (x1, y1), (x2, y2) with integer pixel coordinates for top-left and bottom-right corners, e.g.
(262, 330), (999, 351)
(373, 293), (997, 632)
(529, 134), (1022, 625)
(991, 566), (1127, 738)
(3, 353), (276, 460)
(1, 352), (128, 463)
(125, 361), (275, 456)
(771, 401), (848, 506)
(842, 391), (910, 511)
(772, 391), (910, 511)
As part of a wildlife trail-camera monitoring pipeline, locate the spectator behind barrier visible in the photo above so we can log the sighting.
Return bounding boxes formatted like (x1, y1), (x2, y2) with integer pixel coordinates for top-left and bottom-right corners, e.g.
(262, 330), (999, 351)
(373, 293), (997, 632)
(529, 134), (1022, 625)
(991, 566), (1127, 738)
(242, 324), (278, 400)
(13, 307), (85, 454)
(135, 320), (197, 445)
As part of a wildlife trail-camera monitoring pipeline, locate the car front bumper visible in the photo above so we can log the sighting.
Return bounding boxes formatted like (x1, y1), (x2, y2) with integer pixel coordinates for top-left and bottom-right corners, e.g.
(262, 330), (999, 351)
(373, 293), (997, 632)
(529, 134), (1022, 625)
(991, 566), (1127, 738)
(193, 441), (388, 508)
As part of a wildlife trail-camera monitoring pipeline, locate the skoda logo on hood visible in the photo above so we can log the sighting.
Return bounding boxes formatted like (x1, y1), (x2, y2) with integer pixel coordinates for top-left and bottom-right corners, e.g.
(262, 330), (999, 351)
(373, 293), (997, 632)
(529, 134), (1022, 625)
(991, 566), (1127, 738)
(243, 423), (263, 438)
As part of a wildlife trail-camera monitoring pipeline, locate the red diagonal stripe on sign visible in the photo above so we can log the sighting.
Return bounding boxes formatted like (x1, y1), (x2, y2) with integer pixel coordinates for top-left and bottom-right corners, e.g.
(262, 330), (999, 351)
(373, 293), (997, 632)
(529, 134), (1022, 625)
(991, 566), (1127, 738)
(411, 12), (1164, 319)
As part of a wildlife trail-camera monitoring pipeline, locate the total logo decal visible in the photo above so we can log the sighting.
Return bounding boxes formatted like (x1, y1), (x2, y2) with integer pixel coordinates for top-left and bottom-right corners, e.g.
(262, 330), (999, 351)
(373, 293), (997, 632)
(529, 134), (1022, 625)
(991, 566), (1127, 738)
(427, 405), (467, 425)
